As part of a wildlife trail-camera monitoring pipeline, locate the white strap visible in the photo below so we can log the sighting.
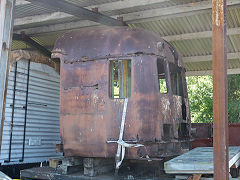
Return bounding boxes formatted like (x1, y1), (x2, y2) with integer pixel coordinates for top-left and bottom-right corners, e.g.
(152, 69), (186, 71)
(116, 140), (143, 169)
(115, 98), (144, 169)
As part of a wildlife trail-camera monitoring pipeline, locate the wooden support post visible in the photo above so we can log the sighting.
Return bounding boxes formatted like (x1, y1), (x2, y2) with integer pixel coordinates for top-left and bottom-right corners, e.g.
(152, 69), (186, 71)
(212, 0), (229, 180)
(0, 0), (15, 154)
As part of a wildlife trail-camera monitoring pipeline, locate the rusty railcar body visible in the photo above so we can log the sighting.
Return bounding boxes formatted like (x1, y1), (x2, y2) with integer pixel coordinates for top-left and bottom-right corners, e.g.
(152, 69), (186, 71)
(52, 27), (191, 160)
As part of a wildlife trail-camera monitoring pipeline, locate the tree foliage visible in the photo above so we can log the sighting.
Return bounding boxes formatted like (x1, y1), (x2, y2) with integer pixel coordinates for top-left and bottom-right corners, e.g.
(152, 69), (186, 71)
(186, 74), (240, 123)
(228, 74), (240, 123)
(186, 76), (213, 123)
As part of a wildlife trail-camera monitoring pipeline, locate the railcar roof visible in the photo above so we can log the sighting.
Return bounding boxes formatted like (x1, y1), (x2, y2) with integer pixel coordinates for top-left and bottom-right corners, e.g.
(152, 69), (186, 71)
(52, 27), (183, 66)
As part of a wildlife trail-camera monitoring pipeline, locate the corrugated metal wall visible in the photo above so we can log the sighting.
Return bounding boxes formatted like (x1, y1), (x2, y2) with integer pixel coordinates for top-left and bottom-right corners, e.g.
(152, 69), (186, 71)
(1, 59), (61, 165)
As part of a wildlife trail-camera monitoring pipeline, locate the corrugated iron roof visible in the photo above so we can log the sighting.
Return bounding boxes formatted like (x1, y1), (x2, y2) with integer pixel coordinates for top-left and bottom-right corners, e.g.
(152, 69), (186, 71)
(12, 0), (240, 74)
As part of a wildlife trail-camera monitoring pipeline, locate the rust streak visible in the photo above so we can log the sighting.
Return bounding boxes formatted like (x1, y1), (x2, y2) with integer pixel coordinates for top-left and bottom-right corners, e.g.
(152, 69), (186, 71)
(53, 27), (191, 159)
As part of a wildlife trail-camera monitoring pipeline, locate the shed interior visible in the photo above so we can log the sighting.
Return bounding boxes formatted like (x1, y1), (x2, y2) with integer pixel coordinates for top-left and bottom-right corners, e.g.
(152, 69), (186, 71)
(0, 0), (238, 179)
(12, 0), (240, 75)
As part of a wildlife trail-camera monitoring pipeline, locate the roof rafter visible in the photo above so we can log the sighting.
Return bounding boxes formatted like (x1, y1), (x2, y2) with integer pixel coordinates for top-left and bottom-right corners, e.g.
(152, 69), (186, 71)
(15, 0), (240, 35)
(163, 27), (240, 41)
(13, 33), (51, 58)
(186, 68), (240, 76)
(123, 0), (240, 23)
(15, 0), (30, 5)
(24, 0), (126, 26)
(183, 52), (240, 63)
(15, 0), (168, 8)
(14, 0), (169, 27)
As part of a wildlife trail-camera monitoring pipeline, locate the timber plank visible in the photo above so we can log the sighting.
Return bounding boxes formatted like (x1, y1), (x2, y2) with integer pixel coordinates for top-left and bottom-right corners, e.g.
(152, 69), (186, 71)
(164, 146), (240, 174)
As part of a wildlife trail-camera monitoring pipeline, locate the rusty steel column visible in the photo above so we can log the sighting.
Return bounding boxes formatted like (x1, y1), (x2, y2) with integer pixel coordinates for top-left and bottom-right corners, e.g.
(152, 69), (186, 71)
(212, 0), (229, 179)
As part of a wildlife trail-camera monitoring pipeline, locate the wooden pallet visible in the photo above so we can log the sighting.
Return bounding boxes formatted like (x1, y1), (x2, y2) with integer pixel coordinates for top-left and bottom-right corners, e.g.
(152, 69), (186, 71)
(164, 146), (240, 178)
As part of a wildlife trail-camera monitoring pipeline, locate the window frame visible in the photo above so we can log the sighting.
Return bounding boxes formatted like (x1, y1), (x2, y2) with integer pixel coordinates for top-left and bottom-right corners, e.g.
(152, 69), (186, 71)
(157, 58), (169, 94)
(109, 58), (132, 99)
(169, 62), (184, 97)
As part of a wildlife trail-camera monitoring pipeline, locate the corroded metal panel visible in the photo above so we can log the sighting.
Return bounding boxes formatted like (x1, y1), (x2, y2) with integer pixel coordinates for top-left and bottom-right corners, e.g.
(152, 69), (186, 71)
(229, 124), (240, 146)
(192, 123), (240, 148)
(52, 27), (177, 65)
(53, 27), (191, 159)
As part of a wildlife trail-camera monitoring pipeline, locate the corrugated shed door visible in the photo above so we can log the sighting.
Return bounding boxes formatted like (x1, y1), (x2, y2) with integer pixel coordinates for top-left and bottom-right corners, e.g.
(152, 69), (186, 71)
(1, 59), (61, 164)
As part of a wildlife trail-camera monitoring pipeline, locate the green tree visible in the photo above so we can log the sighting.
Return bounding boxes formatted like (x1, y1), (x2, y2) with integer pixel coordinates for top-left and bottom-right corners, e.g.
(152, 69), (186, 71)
(186, 76), (213, 123)
(186, 74), (240, 123)
(228, 74), (240, 123)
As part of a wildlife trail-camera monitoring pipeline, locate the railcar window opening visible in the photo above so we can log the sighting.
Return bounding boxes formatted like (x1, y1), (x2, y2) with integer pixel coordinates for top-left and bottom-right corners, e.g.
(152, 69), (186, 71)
(169, 63), (183, 97)
(169, 63), (187, 122)
(109, 59), (131, 99)
(157, 59), (168, 94)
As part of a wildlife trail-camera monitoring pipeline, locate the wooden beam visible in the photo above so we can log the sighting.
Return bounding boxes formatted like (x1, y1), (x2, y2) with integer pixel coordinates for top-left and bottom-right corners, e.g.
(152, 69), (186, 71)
(183, 52), (240, 63)
(186, 68), (240, 76)
(24, 0), (126, 26)
(15, 0), (240, 35)
(14, 20), (100, 35)
(13, 33), (51, 58)
(16, 0), (168, 8)
(125, 0), (240, 23)
(89, 0), (169, 12)
(163, 27), (240, 42)
(15, 0), (30, 5)
(0, 0), (15, 156)
(14, 12), (72, 27)
(14, 0), (168, 27)
(164, 31), (213, 42)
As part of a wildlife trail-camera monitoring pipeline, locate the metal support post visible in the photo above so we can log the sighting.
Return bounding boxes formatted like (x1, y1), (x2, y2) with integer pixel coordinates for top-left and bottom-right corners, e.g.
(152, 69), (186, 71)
(0, 0), (16, 154)
(212, 0), (229, 179)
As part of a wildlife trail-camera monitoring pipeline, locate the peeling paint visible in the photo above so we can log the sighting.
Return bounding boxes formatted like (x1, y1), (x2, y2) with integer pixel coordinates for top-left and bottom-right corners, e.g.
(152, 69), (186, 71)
(55, 27), (191, 159)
